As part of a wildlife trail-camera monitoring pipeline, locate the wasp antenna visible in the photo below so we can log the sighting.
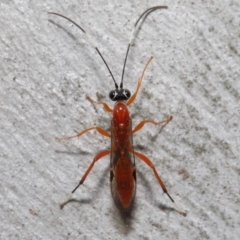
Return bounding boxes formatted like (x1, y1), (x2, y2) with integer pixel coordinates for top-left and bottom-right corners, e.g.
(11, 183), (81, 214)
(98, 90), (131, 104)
(120, 6), (168, 88)
(48, 12), (118, 89)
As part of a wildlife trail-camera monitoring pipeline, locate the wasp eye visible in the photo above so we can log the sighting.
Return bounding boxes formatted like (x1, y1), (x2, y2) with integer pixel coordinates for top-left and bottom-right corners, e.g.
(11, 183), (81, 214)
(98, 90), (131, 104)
(109, 90), (118, 100)
(123, 89), (131, 99)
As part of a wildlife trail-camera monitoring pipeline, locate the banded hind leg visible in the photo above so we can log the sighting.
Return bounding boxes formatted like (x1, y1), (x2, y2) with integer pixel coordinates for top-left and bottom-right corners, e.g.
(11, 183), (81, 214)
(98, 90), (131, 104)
(57, 121), (111, 208)
(133, 150), (186, 216)
(60, 150), (110, 209)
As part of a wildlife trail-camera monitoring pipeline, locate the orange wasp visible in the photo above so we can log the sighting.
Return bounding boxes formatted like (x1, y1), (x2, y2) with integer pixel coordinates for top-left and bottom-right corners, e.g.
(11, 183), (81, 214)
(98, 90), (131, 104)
(49, 6), (186, 216)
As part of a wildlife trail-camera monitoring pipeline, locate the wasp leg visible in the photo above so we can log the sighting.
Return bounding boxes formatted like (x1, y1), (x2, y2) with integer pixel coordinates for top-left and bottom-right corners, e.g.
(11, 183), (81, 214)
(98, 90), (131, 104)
(87, 96), (113, 112)
(133, 150), (186, 216)
(126, 56), (153, 106)
(60, 149), (110, 209)
(56, 126), (110, 141)
(132, 116), (172, 134)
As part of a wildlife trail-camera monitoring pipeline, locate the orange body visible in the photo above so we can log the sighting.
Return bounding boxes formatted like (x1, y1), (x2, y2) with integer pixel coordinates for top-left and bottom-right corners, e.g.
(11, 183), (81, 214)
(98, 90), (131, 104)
(110, 102), (136, 212)
(51, 7), (186, 216)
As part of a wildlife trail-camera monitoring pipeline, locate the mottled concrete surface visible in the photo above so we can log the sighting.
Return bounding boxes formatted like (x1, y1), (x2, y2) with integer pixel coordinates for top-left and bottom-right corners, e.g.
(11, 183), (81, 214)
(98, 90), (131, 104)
(1, 1), (239, 239)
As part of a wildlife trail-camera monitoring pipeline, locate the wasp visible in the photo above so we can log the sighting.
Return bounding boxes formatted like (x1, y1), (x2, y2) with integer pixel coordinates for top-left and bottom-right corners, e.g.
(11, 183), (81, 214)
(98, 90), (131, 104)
(49, 6), (186, 217)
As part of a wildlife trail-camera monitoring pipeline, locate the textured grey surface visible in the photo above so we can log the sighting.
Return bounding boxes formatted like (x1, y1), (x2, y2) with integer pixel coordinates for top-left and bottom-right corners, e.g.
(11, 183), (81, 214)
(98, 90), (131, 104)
(1, 1), (240, 239)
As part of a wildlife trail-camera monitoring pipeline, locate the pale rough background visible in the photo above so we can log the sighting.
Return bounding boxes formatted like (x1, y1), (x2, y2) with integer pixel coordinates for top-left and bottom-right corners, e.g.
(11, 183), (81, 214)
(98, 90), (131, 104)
(0, 0), (239, 239)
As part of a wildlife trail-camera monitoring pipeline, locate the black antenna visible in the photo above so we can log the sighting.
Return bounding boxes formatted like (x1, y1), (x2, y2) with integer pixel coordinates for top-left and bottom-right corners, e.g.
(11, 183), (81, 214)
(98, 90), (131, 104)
(120, 6), (168, 89)
(48, 12), (119, 90)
